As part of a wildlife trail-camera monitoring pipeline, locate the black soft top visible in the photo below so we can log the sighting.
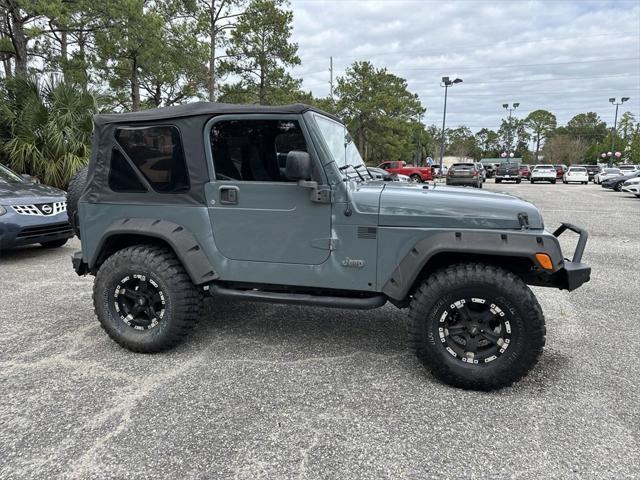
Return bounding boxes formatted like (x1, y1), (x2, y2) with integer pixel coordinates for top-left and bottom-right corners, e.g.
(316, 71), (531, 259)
(83, 102), (338, 207)
(93, 101), (339, 125)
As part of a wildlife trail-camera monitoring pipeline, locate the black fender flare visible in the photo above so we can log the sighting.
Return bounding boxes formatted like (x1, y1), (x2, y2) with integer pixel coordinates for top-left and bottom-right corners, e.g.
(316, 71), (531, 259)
(382, 229), (564, 301)
(90, 218), (218, 285)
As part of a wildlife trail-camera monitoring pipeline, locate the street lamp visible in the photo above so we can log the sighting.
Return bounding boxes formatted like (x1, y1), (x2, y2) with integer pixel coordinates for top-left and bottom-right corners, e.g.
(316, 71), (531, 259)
(608, 97), (630, 166)
(502, 102), (519, 162)
(440, 76), (463, 166)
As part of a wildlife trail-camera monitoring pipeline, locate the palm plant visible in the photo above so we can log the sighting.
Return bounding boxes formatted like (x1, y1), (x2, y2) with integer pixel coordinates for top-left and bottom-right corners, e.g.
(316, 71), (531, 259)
(0, 76), (98, 188)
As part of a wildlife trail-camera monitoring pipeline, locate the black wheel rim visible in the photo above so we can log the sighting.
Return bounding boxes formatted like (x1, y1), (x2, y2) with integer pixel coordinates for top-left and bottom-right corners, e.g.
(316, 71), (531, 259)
(438, 298), (512, 364)
(114, 274), (166, 330)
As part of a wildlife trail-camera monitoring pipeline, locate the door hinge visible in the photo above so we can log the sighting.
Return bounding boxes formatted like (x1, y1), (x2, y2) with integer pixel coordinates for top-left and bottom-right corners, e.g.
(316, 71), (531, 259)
(298, 180), (332, 204)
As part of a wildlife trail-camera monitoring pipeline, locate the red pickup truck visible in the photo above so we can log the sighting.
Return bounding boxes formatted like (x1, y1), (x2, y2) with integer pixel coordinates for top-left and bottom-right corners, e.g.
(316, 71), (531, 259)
(377, 161), (434, 182)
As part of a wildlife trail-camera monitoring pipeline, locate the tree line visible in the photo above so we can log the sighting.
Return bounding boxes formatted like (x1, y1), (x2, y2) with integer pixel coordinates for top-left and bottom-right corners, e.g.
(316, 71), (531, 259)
(1, 0), (638, 187)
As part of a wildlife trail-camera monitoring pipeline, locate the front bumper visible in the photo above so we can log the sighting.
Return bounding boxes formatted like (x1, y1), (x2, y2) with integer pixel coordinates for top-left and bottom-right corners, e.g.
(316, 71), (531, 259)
(622, 184), (640, 194)
(0, 208), (73, 249)
(527, 223), (590, 291)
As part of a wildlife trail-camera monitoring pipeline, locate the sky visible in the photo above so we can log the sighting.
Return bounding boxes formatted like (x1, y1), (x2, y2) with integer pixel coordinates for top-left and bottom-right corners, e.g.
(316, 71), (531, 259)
(288, 0), (640, 132)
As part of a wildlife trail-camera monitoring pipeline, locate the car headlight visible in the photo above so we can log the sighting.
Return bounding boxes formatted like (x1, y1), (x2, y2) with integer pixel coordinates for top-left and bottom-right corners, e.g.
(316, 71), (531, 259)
(0, 205), (6, 216)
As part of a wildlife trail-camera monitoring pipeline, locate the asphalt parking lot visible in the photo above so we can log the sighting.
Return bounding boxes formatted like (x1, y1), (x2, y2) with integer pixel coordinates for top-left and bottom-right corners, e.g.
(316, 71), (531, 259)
(1, 182), (639, 479)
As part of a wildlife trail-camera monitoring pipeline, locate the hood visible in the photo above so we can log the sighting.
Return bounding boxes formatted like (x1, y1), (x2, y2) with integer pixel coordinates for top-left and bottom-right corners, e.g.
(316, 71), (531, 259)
(373, 183), (543, 230)
(0, 182), (66, 205)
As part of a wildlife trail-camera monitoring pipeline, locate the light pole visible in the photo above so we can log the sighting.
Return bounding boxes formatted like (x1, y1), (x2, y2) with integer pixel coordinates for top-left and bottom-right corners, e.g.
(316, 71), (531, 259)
(609, 97), (630, 166)
(440, 76), (463, 166)
(502, 102), (520, 163)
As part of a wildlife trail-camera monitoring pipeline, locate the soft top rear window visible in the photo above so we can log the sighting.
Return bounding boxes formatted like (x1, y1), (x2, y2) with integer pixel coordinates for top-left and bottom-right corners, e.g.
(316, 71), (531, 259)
(114, 125), (189, 193)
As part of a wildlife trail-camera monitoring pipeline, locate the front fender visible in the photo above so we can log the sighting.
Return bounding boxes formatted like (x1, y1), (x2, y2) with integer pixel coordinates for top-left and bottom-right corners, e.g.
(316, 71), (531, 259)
(381, 229), (565, 301)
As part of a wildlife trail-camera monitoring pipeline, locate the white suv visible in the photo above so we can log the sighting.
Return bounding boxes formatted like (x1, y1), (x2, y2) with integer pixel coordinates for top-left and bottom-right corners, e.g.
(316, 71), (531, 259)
(531, 164), (557, 184)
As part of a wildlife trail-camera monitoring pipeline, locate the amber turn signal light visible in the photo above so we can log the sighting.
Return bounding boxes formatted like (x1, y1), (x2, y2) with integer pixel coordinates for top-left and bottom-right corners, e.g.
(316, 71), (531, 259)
(535, 253), (554, 270)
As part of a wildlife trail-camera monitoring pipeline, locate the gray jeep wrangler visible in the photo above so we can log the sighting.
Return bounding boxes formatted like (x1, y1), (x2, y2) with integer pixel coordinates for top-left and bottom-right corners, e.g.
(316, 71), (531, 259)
(69, 102), (591, 391)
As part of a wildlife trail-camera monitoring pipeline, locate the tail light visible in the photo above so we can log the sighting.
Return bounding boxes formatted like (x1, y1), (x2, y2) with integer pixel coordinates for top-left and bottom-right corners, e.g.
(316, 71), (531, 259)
(472, 170), (478, 177)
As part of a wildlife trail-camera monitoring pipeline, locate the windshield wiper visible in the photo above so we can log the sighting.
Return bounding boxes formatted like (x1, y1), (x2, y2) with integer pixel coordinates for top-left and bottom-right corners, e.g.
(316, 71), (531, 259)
(339, 164), (364, 181)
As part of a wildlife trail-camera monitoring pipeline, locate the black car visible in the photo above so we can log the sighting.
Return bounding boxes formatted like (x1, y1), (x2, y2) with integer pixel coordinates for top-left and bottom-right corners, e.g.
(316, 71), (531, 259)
(0, 163), (73, 251)
(601, 170), (640, 191)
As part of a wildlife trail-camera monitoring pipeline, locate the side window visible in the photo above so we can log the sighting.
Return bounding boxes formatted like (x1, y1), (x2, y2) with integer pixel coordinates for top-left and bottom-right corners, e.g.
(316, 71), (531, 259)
(380, 163), (390, 170)
(108, 148), (147, 193)
(209, 119), (308, 182)
(114, 125), (189, 193)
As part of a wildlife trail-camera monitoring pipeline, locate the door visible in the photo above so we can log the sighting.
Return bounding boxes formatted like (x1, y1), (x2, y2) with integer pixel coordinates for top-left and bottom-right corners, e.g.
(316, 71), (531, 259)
(205, 116), (332, 265)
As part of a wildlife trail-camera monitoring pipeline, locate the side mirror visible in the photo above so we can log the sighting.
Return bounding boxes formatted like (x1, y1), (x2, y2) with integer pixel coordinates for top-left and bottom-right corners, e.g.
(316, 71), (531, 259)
(286, 151), (311, 181)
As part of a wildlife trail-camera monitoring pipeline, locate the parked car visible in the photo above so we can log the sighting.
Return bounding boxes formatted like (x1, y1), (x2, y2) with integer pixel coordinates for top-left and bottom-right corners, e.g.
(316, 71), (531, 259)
(583, 165), (602, 182)
(563, 166), (589, 184)
(601, 170), (640, 191)
(0, 163), (73, 251)
(530, 164), (557, 184)
(519, 165), (531, 179)
(621, 177), (640, 198)
(595, 167), (622, 184)
(368, 167), (409, 182)
(431, 164), (447, 178)
(618, 164), (638, 174)
(67, 101), (591, 391)
(494, 163), (521, 183)
(377, 160), (434, 182)
(446, 163), (483, 188)
(474, 162), (487, 182)
(554, 164), (567, 179)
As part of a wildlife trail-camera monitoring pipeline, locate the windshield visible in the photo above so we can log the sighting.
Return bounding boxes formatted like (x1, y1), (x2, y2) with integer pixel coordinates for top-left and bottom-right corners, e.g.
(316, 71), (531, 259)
(313, 114), (365, 172)
(0, 164), (25, 184)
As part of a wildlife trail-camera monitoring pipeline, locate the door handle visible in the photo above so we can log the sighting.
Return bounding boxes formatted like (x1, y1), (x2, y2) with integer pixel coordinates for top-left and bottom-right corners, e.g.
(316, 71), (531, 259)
(219, 186), (239, 205)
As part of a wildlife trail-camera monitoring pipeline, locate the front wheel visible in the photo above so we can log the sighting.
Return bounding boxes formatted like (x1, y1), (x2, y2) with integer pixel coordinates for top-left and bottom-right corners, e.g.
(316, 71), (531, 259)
(551, 179), (556, 184)
(93, 245), (202, 353)
(408, 263), (546, 391)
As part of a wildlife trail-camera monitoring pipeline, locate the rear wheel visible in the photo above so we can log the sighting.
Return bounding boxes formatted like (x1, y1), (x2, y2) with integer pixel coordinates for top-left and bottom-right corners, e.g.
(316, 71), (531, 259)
(408, 263), (546, 391)
(495, 179), (502, 183)
(516, 179), (521, 184)
(410, 174), (422, 183)
(93, 245), (202, 353)
(551, 179), (556, 184)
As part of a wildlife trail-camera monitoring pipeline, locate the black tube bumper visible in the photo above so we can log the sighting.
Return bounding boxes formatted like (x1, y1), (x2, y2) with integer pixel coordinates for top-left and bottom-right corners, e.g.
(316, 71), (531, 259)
(553, 223), (590, 291)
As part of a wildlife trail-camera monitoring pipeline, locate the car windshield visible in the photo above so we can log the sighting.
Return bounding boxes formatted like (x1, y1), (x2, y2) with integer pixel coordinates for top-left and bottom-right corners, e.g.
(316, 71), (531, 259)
(605, 168), (621, 174)
(313, 113), (365, 176)
(0, 164), (25, 184)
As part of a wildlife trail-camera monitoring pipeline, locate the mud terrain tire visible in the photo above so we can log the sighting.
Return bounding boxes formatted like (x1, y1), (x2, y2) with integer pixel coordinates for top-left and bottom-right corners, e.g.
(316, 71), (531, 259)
(408, 263), (546, 391)
(93, 245), (202, 353)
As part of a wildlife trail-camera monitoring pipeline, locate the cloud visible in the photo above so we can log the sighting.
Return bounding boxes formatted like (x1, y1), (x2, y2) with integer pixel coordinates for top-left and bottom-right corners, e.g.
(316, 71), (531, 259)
(290, 0), (640, 131)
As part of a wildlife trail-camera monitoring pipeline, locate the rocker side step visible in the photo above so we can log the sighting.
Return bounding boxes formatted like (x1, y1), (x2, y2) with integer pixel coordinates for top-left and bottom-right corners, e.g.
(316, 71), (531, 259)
(207, 284), (387, 310)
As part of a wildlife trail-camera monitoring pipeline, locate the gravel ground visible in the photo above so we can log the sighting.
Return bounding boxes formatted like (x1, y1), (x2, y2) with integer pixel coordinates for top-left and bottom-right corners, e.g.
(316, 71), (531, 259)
(1, 182), (638, 479)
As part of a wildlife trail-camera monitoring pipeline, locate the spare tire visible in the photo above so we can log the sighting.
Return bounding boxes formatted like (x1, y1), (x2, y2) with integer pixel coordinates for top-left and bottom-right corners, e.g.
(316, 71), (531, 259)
(67, 166), (88, 239)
